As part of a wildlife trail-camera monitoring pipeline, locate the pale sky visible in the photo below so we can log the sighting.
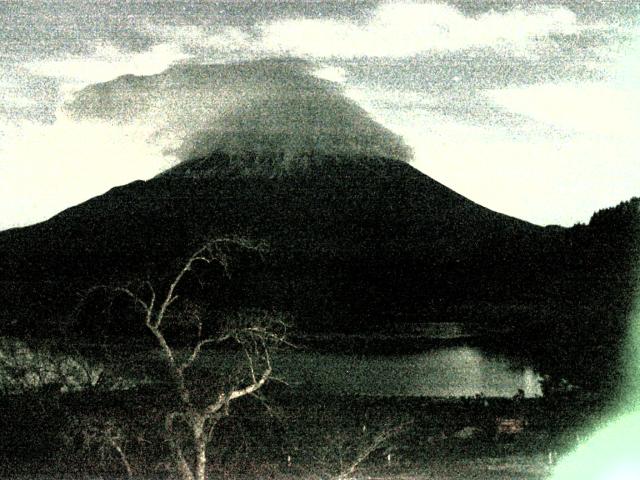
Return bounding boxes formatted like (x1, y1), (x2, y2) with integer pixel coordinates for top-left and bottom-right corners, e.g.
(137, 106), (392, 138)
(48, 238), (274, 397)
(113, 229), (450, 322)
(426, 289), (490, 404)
(1, 1), (639, 229)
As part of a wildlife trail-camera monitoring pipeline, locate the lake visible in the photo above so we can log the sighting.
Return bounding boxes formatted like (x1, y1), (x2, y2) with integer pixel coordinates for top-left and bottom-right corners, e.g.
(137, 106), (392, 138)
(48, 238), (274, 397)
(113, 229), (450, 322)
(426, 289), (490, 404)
(273, 346), (542, 398)
(0, 337), (542, 398)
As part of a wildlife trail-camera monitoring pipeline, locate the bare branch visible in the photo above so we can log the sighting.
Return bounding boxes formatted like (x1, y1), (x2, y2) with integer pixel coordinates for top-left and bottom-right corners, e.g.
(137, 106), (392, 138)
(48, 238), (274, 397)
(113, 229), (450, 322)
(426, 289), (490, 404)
(178, 338), (218, 375)
(143, 280), (157, 315)
(82, 284), (154, 327)
(244, 348), (257, 384)
(155, 247), (207, 330)
(204, 393), (227, 417)
(153, 237), (264, 330)
(112, 286), (151, 314)
(228, 364), (272, 401)
(337, 422), (409, 480)
(147, 324), (177, 369)
(105, 428), (134, 479)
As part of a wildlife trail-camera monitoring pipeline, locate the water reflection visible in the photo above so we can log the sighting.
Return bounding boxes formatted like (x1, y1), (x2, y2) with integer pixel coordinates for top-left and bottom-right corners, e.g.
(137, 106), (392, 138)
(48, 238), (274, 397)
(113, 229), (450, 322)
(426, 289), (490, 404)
(274, 346), (542, 397)
(0, 337), (542, 398)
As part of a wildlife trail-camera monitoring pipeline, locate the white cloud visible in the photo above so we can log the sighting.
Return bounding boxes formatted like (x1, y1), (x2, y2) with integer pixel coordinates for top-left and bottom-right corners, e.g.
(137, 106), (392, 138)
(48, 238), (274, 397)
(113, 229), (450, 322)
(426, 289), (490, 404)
(141, 2), (583, 61)
(0, 91), (37, 108)
(157, 24), (255, 53)
(259, 2), (580, 58)
(0, 73), (37, 110)
(25, 42), (189, 88)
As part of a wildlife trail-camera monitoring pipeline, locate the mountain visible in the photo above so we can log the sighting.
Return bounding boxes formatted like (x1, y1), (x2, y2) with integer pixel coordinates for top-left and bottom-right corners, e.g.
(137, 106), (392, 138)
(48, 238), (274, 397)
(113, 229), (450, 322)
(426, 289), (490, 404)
(0, 152), (637, 391)
(0, 152), (541, 329)
(0, 61), (638, 392)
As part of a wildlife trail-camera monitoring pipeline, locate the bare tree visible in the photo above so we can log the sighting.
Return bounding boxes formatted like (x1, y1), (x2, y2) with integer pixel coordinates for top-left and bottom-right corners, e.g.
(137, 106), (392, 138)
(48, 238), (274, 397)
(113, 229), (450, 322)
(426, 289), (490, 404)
(85, 238), (288, 480)
(311, 421), (408, 480)
(64, 415), (135, 479)
(0, 337), (104, 395)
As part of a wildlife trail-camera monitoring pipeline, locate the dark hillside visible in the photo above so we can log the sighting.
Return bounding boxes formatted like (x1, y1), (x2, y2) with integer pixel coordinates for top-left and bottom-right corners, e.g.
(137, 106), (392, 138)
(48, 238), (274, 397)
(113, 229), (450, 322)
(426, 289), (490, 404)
(0, 154), (543, 332)
(0, 152), (637, 392)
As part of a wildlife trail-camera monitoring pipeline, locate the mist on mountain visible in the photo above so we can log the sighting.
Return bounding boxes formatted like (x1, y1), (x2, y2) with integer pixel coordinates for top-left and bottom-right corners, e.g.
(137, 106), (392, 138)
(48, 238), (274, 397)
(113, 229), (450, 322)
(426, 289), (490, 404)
(65, 59), (412, 175)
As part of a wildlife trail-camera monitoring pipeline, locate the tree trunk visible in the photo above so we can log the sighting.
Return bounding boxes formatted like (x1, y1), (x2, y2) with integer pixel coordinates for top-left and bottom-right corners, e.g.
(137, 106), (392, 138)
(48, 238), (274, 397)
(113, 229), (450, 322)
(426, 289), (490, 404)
(165, 413), (195, 480)
(193, 415), (208, 480)
(176, 452), (195, 480)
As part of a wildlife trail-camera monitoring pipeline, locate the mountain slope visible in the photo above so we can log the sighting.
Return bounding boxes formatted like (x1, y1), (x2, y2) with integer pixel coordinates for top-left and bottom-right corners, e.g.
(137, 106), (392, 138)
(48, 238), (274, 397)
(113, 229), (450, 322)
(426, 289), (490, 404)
(0, 153), (546, 330)
(0, 152), (637, 393)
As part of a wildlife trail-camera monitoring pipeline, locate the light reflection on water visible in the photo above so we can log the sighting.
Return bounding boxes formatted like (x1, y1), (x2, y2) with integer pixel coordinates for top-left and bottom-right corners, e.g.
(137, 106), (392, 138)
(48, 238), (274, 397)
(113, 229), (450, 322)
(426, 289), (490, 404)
(0, 337), (541, 398)
(273, 346), (542, 398)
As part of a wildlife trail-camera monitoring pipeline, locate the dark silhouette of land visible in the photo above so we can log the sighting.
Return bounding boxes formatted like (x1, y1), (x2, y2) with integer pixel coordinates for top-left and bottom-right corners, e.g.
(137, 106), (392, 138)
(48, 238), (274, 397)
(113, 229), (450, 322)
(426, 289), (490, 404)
(0, 152), (637, 392)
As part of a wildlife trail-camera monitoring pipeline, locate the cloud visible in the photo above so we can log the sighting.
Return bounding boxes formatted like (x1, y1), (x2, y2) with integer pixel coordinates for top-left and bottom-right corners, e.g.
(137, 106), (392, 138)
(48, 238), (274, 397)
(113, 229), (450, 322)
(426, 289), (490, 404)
(485, 25), (640, 137)
(25, 42), (189, 88)
(312, 65), (347, 83)
(157, 24), (255, 54)
(143, 2), (586, 61)
(63, 60), (411, 172)
(259, 2), (580, 58)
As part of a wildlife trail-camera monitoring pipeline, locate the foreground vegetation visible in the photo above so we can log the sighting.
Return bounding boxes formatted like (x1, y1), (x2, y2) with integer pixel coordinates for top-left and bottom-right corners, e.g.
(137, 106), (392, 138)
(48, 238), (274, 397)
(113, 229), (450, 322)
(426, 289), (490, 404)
(0, 380), (605, 479)
(0, 234), (627, 479)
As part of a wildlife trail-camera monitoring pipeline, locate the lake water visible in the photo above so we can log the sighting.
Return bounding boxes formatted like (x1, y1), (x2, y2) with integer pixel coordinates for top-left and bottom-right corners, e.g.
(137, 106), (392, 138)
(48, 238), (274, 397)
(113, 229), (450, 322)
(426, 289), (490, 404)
(273, 346), (542, 398)
(0, 337), (542, 398)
